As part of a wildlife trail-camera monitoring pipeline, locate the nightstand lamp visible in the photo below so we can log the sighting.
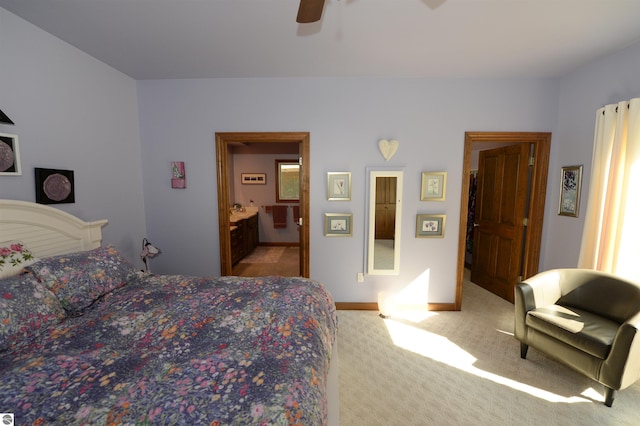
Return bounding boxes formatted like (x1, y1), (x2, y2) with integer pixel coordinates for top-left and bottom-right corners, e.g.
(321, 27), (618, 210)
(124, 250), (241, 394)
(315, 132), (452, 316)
(140, 238), (161, 273)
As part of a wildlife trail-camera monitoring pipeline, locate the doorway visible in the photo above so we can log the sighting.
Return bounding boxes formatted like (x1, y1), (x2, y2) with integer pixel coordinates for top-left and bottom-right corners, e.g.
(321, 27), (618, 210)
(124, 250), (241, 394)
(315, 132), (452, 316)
(216, 132), (310, 277)
(455, 132), (551, 308)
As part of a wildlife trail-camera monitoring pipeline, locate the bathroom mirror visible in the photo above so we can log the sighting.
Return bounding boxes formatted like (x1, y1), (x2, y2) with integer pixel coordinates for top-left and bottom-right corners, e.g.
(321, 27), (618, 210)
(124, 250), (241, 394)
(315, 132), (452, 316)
(367, 169), (403, 275)
(276, 159), (300, 202)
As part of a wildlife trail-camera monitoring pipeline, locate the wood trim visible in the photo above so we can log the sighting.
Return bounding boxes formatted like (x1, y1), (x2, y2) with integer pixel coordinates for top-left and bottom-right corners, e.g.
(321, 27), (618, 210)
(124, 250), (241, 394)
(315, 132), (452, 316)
(216, 132), (310, 277)
(336, 302), (378, 310)
(427, 303), (457, 311)
(456, 132), (551, 310)
(335, 302), (456, 311)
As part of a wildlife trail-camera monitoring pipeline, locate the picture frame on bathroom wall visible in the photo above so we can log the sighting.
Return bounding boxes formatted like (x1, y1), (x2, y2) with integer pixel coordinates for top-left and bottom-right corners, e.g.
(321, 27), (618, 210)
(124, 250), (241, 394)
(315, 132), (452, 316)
(241, 173), (266, 185)
(0, 133), (21, 175)
(171, 161), (186, 188)
(327, 172), (351, 200)
(35, 168), (75, 204)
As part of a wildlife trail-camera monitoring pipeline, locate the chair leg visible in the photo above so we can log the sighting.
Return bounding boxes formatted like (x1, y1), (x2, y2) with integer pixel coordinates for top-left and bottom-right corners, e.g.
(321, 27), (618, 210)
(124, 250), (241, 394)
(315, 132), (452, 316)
(604, 387), (616, 407)
(520, 343), (529, 359)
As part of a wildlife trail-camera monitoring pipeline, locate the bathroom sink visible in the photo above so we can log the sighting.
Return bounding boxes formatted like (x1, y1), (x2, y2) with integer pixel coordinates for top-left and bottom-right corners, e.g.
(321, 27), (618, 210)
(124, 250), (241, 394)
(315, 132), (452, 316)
(229, 206), (259, 223)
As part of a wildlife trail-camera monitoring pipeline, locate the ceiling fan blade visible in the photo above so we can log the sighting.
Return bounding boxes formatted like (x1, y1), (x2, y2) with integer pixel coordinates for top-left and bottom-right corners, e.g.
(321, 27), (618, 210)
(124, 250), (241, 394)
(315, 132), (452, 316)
(297, 0), (325, 23)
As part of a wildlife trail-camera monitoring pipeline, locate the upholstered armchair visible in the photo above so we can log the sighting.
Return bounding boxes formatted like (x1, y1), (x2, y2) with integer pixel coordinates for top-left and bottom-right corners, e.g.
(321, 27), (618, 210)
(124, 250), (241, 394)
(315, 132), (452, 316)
(515, 268), (640, 407)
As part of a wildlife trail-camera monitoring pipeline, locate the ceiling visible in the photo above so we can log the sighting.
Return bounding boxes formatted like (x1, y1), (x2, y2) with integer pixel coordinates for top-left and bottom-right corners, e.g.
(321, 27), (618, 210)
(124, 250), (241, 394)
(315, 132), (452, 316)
(2, 0), (640, 80)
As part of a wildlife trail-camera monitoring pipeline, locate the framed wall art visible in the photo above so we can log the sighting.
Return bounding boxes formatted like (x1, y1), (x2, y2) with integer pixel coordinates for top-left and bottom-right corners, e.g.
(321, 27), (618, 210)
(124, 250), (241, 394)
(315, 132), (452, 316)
(324, 213), (353, 237)
(171, 161), (186, 188)
(327, 172), (351, 200)
(421, 171), (446, 201)
(558, 165), (583, 217)
(241, 173), (266, 185)
(35, 168), (75, 204)
(0, 133), (21, 175)
(416, 214), (446, 238)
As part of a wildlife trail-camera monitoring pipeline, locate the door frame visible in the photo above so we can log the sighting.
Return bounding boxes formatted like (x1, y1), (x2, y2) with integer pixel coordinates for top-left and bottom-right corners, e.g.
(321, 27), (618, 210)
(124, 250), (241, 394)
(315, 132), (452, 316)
(455, 132), (551, 310)
(215, 132), (310, 277)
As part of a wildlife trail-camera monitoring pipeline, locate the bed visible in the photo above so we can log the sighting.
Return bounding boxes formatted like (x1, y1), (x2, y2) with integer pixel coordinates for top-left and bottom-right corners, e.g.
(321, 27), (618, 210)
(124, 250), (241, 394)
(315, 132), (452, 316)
(0, 200), (339, 425)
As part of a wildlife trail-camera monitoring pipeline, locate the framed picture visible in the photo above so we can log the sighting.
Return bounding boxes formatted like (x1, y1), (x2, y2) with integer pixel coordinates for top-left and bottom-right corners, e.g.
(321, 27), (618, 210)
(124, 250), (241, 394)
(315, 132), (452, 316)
(35, 168), (75, 204)
(324, 213), (353, 237)
(171, 161), (186, 188)
(327, 172), (351, 200)
(416, 214), (446, 238)
(421, 171), (447, 201)
(558, 165), (583, 217)
(241, 173), (266, 185)
(0, 133), (21, 175)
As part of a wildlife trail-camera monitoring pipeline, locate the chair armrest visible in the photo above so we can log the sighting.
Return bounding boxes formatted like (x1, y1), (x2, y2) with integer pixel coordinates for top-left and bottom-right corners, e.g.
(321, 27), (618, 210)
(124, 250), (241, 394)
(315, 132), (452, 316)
(602, 311), (640, 390)
(514, 270), (564, 341)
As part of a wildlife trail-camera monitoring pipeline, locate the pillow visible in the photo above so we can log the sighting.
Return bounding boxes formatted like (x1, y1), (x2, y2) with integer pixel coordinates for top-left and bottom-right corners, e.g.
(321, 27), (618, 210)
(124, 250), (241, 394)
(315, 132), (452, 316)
(0, 241), (38, 279)
(26, 245), (138, 315)
(0, 273), (66, 352)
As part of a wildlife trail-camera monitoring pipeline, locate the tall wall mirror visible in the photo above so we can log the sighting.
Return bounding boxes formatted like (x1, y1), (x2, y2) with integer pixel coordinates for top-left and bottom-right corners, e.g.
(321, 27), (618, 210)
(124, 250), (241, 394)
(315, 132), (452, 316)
(367, 169), (403, 275)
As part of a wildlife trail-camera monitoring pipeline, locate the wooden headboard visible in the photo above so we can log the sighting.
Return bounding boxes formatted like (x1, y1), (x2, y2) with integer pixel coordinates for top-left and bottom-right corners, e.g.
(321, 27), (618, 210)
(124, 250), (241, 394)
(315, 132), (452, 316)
(0, 200), (108, 258)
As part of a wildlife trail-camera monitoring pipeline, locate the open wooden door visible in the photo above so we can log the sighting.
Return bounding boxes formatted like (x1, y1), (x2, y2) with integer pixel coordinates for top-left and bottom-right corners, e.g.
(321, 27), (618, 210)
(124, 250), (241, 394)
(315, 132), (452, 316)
(470, 143), (531, 302)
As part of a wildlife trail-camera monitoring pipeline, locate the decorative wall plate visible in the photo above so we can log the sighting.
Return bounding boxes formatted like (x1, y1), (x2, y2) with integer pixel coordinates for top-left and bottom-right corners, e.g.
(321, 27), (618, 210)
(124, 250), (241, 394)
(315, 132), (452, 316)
(35, 168), (75, 204)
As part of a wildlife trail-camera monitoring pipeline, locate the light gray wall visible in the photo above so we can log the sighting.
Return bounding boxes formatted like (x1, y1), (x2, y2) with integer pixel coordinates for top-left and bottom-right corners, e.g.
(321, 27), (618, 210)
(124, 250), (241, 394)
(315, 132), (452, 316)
(540, 41), (640, 270)
(137, 77), (557, 303)
(5, 5), (640, 304)
(0, 9), (147, 265)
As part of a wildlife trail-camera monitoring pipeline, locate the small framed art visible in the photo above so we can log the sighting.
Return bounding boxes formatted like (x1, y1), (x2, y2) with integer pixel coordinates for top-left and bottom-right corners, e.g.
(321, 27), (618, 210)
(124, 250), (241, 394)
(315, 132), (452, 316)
(241, 173), (266, 185)
(327, 172), (351, 200)
(416, 214), (446, 238)
(421, 172), (447, 201)
(0, 133), (21, 175)
(558, 165), (582, 217)
(35, 168), (75, 204)
(171, 161), (186, 188)
(324, 213), (353, 237)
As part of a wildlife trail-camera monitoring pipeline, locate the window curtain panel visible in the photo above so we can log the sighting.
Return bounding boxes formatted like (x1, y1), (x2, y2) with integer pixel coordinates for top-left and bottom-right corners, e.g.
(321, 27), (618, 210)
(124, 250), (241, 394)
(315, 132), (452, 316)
(578, 98), (640, 281)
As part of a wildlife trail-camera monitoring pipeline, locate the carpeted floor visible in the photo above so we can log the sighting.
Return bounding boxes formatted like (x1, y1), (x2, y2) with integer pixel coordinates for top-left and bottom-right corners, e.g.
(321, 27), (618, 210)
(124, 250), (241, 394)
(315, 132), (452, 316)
(337, 274), (640, 425)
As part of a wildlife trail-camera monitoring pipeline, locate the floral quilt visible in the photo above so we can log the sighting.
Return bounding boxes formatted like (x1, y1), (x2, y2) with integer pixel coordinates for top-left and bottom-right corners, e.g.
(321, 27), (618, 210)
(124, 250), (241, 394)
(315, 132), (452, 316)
(0, 274), (337, 425)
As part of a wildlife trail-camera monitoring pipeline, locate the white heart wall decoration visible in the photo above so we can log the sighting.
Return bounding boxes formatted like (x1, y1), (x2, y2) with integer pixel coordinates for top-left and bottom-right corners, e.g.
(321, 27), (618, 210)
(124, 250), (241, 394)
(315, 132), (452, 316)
(379, 139), (399, 161)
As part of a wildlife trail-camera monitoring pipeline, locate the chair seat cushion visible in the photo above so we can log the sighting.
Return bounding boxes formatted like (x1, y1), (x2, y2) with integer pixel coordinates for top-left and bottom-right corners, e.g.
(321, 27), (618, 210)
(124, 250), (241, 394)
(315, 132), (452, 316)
(526, 305), (619, 359)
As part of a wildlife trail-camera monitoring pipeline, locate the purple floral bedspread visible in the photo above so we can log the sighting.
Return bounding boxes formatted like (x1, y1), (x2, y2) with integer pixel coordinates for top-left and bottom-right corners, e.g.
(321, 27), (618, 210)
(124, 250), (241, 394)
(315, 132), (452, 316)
(0, 275), (337, 425)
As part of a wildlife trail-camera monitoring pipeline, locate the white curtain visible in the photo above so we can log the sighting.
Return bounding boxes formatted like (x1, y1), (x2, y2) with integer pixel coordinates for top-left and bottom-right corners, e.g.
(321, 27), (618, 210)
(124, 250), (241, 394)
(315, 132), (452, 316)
(578, 98), (640, 281)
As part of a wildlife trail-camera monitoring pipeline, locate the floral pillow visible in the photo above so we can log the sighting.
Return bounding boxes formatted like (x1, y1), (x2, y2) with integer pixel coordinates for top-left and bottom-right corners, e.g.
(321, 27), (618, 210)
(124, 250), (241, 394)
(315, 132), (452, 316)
(26, 245), (138, 315)
(0, 241), (38, 279)
(0, 273), (66, 352)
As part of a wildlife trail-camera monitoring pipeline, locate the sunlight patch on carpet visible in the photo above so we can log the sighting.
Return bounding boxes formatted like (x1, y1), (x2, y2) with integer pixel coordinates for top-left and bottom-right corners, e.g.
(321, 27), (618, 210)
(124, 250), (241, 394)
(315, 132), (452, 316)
(383, 318), (592, 404)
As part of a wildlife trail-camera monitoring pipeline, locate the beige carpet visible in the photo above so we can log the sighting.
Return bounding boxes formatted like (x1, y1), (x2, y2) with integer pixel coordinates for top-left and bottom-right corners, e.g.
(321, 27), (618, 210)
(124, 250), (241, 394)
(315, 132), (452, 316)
(337, 277), (640, 425)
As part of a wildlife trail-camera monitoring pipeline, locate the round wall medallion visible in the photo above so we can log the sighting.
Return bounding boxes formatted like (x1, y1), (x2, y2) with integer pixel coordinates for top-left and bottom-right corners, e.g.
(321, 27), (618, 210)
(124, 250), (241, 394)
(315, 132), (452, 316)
(43, 173), (72, 201)
(0, 141), (15, 171)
